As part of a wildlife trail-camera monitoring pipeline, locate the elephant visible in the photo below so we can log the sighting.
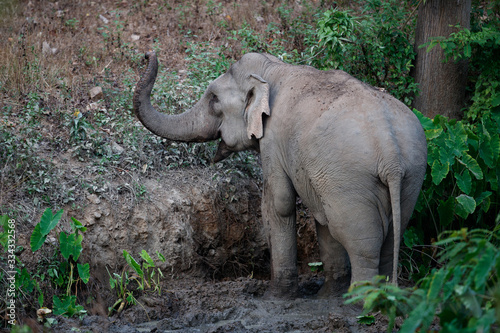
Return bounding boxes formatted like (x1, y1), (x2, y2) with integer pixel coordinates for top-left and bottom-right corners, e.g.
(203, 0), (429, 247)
(133, 51), (427, 298)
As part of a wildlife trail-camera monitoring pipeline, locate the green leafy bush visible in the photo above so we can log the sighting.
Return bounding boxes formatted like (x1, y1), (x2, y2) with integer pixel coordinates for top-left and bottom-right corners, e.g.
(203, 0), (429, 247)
(345, 227), (500, 333)
(312, 0), (418, 105)
(6, 209), (90, 319)
(412, 110), (499, 234)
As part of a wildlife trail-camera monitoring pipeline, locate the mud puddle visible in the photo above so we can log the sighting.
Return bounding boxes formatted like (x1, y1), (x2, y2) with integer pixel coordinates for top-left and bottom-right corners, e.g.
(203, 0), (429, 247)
(49, 275), (393, 333)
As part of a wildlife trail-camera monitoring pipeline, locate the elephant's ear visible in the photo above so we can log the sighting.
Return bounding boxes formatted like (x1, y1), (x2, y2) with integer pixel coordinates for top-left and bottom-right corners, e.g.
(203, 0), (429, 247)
(245, 74), (270, 140)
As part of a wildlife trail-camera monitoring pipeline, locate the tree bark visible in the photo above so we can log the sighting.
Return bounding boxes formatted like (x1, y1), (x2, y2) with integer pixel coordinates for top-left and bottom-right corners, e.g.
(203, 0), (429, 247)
(412, 0), (471, 119)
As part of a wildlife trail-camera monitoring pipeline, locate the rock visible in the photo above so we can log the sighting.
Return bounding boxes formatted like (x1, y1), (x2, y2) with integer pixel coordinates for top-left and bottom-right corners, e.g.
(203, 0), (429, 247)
(99, 14), (108, 24)
(130, 34), (140, 41)
(111, 141), (124, 155)
(89, 86), (103, 100)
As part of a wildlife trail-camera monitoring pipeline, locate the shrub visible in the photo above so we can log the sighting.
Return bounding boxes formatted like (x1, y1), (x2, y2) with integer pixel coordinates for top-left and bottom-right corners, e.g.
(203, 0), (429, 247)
(311, 0), (418, 105)
(346, 227), (500, 333)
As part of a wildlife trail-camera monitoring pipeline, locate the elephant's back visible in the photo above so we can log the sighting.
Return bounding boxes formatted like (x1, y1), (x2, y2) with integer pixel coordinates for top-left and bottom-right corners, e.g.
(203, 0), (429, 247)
(288, 70), (426, 197)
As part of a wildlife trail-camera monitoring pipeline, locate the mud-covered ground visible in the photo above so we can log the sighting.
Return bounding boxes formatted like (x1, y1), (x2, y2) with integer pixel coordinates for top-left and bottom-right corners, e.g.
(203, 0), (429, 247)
(49, 275), (396, 333)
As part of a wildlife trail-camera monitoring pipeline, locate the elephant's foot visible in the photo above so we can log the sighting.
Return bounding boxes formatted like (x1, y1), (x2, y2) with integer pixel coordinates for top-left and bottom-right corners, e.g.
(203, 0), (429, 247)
(264, 270), (298, 299)
(316, 272), (350, 298)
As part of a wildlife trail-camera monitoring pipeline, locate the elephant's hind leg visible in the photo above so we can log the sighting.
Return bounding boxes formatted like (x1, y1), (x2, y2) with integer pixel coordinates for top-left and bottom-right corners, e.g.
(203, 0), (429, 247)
(324, 197), (384, 285)
(315, 221), (351, 297)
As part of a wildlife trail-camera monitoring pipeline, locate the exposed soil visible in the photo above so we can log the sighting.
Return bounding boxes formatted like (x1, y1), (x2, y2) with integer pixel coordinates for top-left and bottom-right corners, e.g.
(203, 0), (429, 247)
(1, 0), (397, 332)
(46, 275), (401, 333)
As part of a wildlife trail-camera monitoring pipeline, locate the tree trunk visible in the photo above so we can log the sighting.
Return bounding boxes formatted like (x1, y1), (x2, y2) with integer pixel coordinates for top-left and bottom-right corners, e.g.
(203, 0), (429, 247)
(412, 0), (471, 119)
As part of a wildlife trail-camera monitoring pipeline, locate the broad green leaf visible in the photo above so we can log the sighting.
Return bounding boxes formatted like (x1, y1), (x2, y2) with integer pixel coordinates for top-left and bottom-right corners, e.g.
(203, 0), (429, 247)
(109, 277), (116, 289)
(70, 217), (87, 234)
(52, 295), (71, 316)
(445, 122), (468, 157)
(59, 232), (83, 261)
(157, 251), (166, 262)
(477, 191), (492, 212)
(77, 263), (90, 284)
(40, 208), (63, 236)
(479, 128), (500, 168)
(425, 128), (442, 140)
(431, 160), (449, 185)
(455, 169), (472, 195)
(403, 227), (420, 248)
(413, 109), (437, 130)
(30, 223), (47, 252)
(457, 153), (483, 180)
(439, 143), (456, 165)
(123, 250), (143, 278)
(456, 195), (476, 218)
(140, 250), (155, 269)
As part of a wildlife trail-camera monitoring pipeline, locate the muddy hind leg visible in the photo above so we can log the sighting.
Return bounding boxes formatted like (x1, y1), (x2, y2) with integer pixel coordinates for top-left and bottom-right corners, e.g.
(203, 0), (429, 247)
(315, 221), (351, 297)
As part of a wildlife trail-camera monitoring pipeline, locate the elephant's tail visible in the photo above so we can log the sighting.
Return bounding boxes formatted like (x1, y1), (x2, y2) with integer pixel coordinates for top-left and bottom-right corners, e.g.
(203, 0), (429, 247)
(388, 176), (402, 285)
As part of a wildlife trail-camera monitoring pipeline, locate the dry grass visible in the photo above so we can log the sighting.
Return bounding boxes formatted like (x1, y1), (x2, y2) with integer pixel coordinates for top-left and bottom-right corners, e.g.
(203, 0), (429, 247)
(0, 0), (324, 225)
(0, 0), (318, 108)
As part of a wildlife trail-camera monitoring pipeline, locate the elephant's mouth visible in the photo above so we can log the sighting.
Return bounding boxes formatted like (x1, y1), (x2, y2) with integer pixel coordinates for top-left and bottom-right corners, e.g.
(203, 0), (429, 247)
(213, 139), (233, 163)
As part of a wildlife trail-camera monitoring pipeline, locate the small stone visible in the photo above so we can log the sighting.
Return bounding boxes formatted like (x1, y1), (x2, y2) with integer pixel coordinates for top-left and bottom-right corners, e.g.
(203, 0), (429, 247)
(130, 34), (140, 41)
(99, 14), (108, 24)
(111, 141), (124, 155)
(94, 211), (102, 219)
(89, 86), (103, 100)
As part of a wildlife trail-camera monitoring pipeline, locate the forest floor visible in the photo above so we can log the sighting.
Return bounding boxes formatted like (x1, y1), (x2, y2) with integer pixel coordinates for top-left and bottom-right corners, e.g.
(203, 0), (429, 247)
(0, 0), (402, 332)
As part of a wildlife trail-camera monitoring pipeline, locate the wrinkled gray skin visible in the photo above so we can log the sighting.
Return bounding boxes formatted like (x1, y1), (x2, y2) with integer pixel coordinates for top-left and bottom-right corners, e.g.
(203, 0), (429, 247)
(133, 51), (427, 298)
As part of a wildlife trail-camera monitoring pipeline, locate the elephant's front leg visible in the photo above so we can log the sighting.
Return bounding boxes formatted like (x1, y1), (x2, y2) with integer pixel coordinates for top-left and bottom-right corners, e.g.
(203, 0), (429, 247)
(262, 174), (298, 298)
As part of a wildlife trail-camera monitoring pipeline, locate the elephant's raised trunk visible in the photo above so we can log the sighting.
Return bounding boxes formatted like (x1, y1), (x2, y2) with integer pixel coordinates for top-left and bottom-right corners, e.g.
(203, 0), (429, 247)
(133, 51), (221, 142)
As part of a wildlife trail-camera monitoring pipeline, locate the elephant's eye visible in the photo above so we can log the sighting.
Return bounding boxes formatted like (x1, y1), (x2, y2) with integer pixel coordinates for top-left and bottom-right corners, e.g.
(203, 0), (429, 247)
(211, 94), (219, 104)
(210, 93), (221, 114)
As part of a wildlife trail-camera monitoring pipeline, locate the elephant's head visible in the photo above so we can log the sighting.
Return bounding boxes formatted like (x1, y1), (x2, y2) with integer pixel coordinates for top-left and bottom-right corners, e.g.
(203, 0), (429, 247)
(133, 51), (272, 162)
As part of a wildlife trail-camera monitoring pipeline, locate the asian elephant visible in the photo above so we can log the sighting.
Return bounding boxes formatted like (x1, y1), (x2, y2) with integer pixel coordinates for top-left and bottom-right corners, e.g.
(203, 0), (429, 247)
(133, 51), (427, 298)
